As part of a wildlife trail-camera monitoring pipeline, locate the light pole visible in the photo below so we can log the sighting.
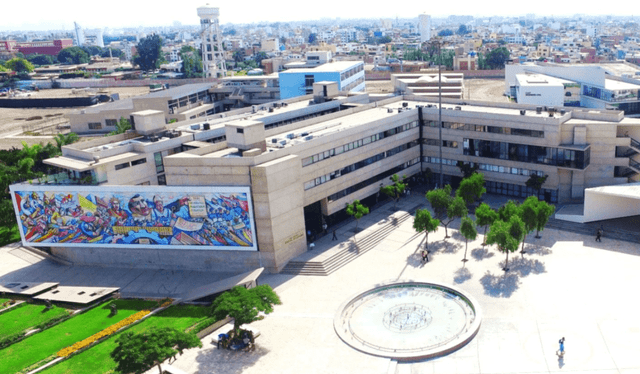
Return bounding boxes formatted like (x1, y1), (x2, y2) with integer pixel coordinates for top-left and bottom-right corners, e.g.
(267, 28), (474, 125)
(429, 39), (444, 188)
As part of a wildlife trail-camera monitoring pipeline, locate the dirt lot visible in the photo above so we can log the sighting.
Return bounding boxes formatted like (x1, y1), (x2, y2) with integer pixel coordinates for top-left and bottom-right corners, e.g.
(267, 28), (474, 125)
(366, 78), (508, 103)
(0, 87), (149, 150)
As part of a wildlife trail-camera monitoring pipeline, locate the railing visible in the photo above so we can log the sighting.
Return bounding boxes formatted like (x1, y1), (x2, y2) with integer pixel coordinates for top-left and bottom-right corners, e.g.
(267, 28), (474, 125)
(25, 172), (105, 186)
(630, 137), (640, 151)
(630, 159), (640, 171)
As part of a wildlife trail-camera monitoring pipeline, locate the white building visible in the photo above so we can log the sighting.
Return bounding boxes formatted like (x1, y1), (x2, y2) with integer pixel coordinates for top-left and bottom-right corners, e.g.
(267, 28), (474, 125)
(419, 14), (431, 43)
(197, 4), (226, 78)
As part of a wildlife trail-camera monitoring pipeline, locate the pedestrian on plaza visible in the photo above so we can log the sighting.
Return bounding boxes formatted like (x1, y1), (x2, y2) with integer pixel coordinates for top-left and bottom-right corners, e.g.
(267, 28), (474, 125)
(596, 228), (602, 242)
(309, 242), (315, 250)
(331, 229), (338, 241)
(557, 337), (565, 357)
(322, 223), (328, 234)
(421, 249), (429, 263)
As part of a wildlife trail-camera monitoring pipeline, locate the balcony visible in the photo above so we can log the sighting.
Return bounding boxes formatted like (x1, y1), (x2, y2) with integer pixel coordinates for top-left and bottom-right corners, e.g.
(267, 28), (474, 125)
(23, 171), (106, 186)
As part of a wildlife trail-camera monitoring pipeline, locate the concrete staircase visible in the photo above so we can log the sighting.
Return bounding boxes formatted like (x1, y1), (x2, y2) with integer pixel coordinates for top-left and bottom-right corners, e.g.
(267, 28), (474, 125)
(281, 204), (423, 276)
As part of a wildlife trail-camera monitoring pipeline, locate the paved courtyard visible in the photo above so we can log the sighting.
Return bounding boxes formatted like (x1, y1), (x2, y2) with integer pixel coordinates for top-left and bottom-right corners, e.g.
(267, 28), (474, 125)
(161, 191), (640, 374)
(2, 190), (640, 374)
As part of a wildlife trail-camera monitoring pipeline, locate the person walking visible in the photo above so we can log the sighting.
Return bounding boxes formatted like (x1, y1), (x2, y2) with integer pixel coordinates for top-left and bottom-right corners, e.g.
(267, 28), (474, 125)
(557, 337), (565, 357)
(596, 228), (602, 242)
(322, 223), (328, 234)
(331, 229), (338, 241)
(421, 249), (429, 263)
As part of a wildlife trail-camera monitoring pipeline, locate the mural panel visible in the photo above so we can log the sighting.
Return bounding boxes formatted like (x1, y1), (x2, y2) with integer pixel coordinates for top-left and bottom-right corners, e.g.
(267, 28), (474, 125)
(10, 185), (257, 251)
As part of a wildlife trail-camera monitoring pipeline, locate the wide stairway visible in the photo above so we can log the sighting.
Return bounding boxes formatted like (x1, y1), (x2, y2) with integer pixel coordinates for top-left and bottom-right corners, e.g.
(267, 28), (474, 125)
(281, 204), (424, 276)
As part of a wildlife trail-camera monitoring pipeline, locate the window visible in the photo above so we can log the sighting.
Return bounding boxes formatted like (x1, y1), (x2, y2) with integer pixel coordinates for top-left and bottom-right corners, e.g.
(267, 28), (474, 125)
(157, 174), (166, 185)
(154, 152), (164, 173)
(105, 119), (117, 127)
(131, 158), (147, 166)
(115, 162), (130, 170)
(237, 128), (244, 134)
(305, 75), (315, 87)
(88, 122), (102, 130)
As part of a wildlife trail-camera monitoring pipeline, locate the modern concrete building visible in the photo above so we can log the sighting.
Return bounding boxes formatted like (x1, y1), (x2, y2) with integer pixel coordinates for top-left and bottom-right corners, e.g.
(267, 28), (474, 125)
(13, 87), (640, 274)
(279, 61), (365, 99)
(506, 62), (640, 114)
(67, 83), (218, 134)
(392, 73), (465, 99)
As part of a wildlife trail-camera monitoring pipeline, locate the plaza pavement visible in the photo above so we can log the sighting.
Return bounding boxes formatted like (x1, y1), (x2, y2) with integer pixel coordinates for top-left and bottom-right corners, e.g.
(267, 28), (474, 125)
(162, 189), (640, 374)
(2, 188), (640, 374)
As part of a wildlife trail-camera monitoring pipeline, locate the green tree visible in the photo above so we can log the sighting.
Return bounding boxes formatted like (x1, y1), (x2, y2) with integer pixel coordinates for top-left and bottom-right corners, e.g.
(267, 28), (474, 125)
(111, 327), (202, 374)
(426, 184), (453, 221)
(518, 196), (539, 256)
(232, 51), (244, 63)
(134, 34), (163, 72)
(456, 173), (486, 208)
(534, 200), (555, 238)
(413, 208), (440, 252)
(459, 216), (477, 262)
(456, 161), (479, 178)
(107, 117), (131, 136)
(475, 202), (498, 246)
(0, 65), (8, 72)
(438, 29), (453, 37)
(380, 174), (407, 209)
(54, 132), (79, 151)
(254, 51), (269, 66)
(486, 216), (522, 271)
(346, 199), (369, 233)
(498, 200), (519, 222)
(211, 285), (281, 337)
(5, 58), (34, 73)
(485, 47), (510, 69)
(443, 196), (468, 238)
(457, 24), (470, 35)
(26, 54), (55, 66)
(526, 174), (549, 191)
(308, 33), (317, 44)
(179, 46), (203, 78)
(57, 47), (90, 64)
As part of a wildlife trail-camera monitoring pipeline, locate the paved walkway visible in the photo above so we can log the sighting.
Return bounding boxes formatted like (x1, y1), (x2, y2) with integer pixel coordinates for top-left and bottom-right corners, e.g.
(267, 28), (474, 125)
(162, 190), (640, 374)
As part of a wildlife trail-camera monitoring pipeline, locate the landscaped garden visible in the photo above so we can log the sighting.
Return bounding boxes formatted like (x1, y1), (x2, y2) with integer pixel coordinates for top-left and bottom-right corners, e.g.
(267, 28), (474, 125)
(0, 302), (69, 342)
(41, 304), (211, 374)
(0, 299), (157, 374)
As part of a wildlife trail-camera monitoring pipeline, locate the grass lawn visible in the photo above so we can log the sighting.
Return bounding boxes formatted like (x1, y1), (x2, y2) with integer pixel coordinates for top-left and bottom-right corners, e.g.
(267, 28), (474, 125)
(0, 225), (21, 246)
(0, 303), (69, 338)
(0, 298), (11, 310)
(42, 305), (211, 374)
(0, 299), (157, 374)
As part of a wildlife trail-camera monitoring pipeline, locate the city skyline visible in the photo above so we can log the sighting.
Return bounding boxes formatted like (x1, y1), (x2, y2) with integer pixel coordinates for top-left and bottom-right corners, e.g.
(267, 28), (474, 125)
(2, 0), (638, 32)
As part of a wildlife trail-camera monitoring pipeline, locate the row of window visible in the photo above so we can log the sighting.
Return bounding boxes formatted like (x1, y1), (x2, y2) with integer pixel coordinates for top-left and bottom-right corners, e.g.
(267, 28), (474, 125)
(115, 157), (147, 171)
(424, 122), (545, 139)
(304, 141), (418, 190)
(463, 139), (590, 169)
(327, 158), (420, 202)
(342, 77), (365, 92)
(422, 157), (544, 177)
(301, 121), (419, 167)
(339, 63), (364, 82)
(485, 181), (558, 204)
(423, 139), (459, 148)
(168, 91), (209, 111)
(264, 108), (339, 131)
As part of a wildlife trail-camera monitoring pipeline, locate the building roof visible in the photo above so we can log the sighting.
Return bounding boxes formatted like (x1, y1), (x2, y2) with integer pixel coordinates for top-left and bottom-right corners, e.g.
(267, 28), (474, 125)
(144, 82), (214, 99)
(279, 61), (363, 74)
(604, 79), (640, 90)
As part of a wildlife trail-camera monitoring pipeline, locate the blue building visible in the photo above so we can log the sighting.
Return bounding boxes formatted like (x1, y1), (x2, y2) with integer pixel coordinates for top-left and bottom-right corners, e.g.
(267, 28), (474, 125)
(278, 61), (366, 100)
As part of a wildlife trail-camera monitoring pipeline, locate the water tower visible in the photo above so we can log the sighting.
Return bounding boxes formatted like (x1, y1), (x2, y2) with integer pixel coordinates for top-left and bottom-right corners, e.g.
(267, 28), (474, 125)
(197, 4), (226, 78)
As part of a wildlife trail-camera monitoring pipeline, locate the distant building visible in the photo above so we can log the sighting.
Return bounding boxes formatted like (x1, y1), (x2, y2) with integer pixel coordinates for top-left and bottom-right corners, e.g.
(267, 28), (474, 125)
(392, 73), (465, 99)
(0, 39), (73, 57)
(419, 14), (431, 43)
(278, 60), (365, 99)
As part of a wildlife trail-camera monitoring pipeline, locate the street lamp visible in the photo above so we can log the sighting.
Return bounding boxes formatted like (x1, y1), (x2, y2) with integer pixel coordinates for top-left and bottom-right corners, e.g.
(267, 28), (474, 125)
(429, 39), (444, 188)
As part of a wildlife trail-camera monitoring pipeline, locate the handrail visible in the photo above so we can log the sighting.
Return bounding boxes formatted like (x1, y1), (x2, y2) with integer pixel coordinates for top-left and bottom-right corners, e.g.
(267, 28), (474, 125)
(630, 159), (640, 171)
(630, 137), (640, 150)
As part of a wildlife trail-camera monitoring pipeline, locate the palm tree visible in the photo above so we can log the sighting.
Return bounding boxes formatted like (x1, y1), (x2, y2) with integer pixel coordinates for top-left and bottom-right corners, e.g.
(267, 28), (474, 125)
(54, 132), (79, 151)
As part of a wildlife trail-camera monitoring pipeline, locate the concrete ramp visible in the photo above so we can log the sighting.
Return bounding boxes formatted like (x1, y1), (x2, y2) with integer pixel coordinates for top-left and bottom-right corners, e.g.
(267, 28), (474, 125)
(582, 183), (640, 222)
(181, 268), (264, 302)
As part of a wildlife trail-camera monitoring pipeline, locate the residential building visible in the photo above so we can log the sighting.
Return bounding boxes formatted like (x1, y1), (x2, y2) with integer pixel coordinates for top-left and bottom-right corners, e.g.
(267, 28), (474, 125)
(0, 39), (73, 57)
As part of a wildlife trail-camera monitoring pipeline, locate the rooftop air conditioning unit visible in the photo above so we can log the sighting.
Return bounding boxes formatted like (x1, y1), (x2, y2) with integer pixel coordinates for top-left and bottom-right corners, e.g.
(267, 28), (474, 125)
(304, 135), (314, 141)
(271, 138), (278, 144)
(560, 109), (566, 115)
(203, 123), (210, 130)
(286, 133), (295, 139)
(387, 108), (394, 113)
(190, 124), (200, 130)
(520, 110), (526, 115)
(269, 107), (274, 113)
(455, 106), (461, 110)
(402, 102), (408, 107)
(536, 106), (542, 114)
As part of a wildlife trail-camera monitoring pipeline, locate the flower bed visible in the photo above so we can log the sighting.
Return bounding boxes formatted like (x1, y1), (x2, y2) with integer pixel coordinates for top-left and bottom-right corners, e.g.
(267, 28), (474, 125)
(56, 309), (151, 357)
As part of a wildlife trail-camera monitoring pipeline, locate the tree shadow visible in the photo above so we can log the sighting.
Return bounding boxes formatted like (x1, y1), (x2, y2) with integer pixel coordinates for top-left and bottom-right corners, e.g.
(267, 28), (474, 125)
(441, 241), (463, 254)
(450, 231), (466, 242)
(405, 251), (425, 269)
(479, 270), (520, 298)
(508, 256), (546, 277)
(524, 244), (552, 256)
(194, 344), (270, 374)
(453, 267), (472, 284)
(471, 246), (494, 261)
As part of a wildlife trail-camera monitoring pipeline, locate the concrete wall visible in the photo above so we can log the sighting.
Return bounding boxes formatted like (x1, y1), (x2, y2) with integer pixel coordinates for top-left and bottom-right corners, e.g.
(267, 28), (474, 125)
(583, 189), (640, 222)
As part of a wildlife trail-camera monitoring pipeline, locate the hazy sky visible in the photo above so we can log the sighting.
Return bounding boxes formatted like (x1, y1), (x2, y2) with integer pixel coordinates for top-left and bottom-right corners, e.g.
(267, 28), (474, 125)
(1, 0), (635, 31)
